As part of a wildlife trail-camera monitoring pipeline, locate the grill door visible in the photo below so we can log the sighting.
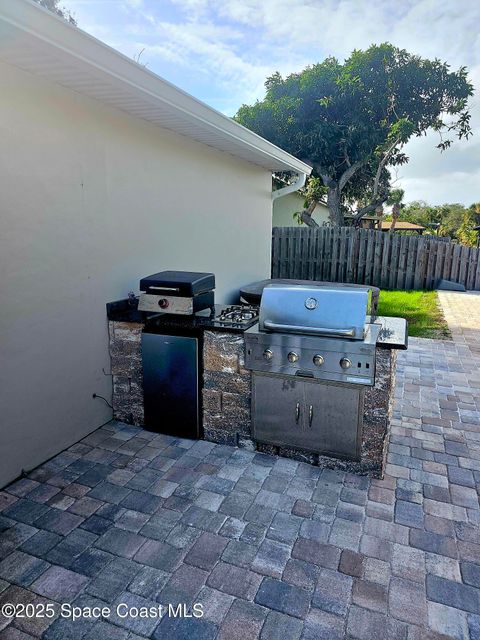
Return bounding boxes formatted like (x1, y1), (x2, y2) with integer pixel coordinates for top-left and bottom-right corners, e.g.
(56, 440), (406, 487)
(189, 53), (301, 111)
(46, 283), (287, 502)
(303, 380), (362, 459)
(252, 373), (305, 445)
(252, 373), (362, 460)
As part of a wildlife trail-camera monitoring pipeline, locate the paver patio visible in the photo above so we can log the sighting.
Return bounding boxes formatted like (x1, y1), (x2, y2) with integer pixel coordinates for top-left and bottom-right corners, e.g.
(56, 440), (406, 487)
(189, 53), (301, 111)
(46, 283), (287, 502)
(0, 291), (479, 639)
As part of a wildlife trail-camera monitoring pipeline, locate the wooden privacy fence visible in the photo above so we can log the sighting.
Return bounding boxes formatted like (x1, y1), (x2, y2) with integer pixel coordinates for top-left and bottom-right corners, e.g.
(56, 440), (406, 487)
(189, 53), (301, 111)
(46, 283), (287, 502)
(272, 227), (480, 291)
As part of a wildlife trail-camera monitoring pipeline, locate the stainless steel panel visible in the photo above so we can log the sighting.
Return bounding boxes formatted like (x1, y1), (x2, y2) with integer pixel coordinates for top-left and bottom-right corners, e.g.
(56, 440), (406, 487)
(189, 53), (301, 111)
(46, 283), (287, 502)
(259, 284), (371, 339)
(304, 381), (362, 459)
(138, 293), (194, 314)
(252, 373), (362, 460)
(142, 333), (199, 438)
(245, 324), (379, 385)
(252, 374), (306, 443)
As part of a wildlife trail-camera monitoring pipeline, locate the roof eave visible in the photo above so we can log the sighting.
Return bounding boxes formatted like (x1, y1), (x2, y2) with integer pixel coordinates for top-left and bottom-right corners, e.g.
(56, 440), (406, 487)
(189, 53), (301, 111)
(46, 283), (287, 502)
(0, 0), (312, 175)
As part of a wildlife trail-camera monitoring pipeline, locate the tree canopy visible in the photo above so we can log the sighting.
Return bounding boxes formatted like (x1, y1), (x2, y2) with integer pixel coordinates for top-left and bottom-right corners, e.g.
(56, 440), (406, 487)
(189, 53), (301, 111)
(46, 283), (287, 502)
(34, 0), (76, 24)
(390, 201), (480, 246)
(236, 44), (473, 227)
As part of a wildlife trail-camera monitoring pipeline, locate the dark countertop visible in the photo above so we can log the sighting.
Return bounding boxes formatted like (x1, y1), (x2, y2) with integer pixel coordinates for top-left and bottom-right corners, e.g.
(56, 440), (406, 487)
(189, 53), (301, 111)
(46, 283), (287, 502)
(106, 299), (250, 333)
(372, 315), (408, 350)
(107, 299), (407, 348)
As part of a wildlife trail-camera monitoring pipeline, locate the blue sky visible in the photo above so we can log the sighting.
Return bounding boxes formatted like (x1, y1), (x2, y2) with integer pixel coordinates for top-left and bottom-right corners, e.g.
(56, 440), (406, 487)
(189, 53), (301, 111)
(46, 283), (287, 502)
(64, 0), (480, 205)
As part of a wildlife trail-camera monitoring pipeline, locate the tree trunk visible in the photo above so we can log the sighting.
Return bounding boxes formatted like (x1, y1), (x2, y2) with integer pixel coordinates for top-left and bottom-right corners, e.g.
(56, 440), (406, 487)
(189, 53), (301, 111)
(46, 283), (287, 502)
(389, 203), (400, 232)
(327, 185), (344, 226)
(300, 211), (319, 227)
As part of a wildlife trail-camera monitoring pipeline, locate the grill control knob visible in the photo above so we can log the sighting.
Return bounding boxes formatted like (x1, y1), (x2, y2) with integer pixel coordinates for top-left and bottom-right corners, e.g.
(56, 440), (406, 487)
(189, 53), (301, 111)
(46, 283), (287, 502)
(158, 298), (169, 309)
(313, 355), (325, 367)
(340, 357), (352, 369)
(287, 352), (299, 364)
(263, 349), (273, 361)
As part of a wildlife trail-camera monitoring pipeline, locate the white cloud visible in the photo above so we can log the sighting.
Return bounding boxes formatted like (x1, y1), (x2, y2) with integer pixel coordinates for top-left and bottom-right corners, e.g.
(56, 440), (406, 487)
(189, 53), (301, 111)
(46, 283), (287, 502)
(64, 0), (480, 203)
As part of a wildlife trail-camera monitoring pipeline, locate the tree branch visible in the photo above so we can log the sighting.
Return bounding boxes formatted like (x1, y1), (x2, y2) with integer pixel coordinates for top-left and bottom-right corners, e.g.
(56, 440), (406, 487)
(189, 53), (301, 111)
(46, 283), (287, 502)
(338, 160), (365, 191)
(352, 198), (386, 221)
(371, 137), (402, 201)
(351, 137), (403, 226)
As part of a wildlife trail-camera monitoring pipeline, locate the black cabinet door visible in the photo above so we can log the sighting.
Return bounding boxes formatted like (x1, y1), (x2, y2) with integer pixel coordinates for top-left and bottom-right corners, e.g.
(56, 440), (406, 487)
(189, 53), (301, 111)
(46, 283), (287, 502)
(142, 333), (199, 438)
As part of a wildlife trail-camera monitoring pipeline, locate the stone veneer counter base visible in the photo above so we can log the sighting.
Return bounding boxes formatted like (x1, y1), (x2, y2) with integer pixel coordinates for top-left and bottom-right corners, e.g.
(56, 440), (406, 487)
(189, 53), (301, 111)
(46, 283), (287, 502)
(109, 322), (397, 478)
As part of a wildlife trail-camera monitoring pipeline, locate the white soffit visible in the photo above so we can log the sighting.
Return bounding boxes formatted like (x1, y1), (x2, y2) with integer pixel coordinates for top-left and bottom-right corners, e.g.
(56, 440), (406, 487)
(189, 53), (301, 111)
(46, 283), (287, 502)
(0, 0), (312, 175)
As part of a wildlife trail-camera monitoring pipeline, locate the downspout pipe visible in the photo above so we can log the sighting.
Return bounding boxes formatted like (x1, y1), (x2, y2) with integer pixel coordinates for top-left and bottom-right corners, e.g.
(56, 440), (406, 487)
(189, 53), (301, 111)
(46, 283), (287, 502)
(271, 172), (307, 200)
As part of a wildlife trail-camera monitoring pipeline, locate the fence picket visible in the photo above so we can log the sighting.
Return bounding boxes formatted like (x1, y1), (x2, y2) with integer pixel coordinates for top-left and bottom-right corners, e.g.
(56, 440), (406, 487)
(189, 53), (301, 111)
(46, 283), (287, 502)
(271, 228), (480, 291)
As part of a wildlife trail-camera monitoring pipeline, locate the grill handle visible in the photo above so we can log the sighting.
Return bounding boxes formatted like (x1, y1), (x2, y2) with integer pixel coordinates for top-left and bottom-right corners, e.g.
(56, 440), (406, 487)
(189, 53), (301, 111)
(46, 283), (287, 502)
(263, 320), (356, 338)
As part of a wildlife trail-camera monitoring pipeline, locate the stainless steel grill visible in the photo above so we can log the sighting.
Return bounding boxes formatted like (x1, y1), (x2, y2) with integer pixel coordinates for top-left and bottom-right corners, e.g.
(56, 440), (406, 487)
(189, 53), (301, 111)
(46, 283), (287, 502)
(244, 283), (381, 460)
(246, 284), (379, 385)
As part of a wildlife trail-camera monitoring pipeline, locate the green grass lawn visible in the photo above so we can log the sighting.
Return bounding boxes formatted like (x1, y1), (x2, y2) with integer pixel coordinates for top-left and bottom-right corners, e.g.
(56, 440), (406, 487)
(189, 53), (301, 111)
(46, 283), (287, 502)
(377, 290), (451, 339)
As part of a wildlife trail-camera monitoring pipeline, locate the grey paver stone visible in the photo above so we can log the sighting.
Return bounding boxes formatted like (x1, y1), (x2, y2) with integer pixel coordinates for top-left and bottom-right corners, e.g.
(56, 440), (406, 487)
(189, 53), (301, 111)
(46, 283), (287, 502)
(86, 557), (140, 601)
(95, 528), (146, 558)
(255, 577), (310, 618)
(153, 614), (217, 640)
(426, 574), (480, 614)
(346, 604), (386, 640)
(31, 565), (88, 602)
(134, 539), (184, 572)
(260, 610), (303, 640)
(207, 561), (262, 600)
(427, 601), (469, 640)
(87, 482), (131, 504)
(184, 532), (228, 570)
(389, 577), (427, 625)
(352, 578), (388, 613)
(409, 529), (457, 559)
(312, 568), (352, 616)
(282, 558), (320, 591)
(461, 562), (480, 588)
(128, 565), (170, 600)
(0, 550), (49, 586)
(217, 598), (266, 640)
(35, 508), (83, 535)
(251, 539), (291, 578)
(339, 549), (364, 577)
(303, 607), (345, 640)
(196, 586), (234, 624)
(291, 538), (340, 569)
(158, 563), (208, 606)
(221, 539), (257, 568)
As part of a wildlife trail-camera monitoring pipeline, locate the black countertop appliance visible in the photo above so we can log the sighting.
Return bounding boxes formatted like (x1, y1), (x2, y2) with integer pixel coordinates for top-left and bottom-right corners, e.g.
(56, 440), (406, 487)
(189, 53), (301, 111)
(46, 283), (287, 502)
(138, 270), (215, 315)
(140, 270), (214, 438)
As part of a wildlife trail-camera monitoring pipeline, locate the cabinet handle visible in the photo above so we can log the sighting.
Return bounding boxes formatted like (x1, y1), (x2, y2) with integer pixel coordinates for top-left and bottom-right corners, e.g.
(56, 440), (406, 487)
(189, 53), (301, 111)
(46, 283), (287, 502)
(295, 402), (300, 424)
(309, 405), (313, 427)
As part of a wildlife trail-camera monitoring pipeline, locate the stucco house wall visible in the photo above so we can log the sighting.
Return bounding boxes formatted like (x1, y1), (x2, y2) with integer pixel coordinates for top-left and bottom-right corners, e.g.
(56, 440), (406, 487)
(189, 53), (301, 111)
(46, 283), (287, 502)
(272, 191), (330, 227)
(0, 60), (273, 488)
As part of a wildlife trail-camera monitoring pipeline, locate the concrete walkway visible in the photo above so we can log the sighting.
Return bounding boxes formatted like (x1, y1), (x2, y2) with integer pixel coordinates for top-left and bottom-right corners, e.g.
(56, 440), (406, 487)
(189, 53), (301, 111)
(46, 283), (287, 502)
(0, 291), (479, 639)
(438, 290), (480, 357)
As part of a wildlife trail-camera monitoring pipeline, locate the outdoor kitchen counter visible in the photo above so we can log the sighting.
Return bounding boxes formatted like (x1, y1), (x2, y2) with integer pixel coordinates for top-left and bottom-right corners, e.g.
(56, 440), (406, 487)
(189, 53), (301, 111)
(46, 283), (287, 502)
(202, 328), (401, 477)
(373, 315), (408, 350)
(107, 301), (404, 476)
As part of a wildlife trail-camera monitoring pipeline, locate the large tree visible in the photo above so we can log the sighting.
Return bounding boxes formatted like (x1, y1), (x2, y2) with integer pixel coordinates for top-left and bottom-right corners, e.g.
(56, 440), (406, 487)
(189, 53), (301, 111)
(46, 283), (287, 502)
(34, 0), (76, 24)
(236, 44), (473, 227)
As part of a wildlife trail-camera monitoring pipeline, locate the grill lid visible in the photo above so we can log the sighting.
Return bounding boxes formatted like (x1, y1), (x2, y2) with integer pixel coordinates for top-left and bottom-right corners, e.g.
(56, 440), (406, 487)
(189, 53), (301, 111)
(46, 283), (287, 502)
(259, 284), (371, 339)
(139, 271), (215, 296)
